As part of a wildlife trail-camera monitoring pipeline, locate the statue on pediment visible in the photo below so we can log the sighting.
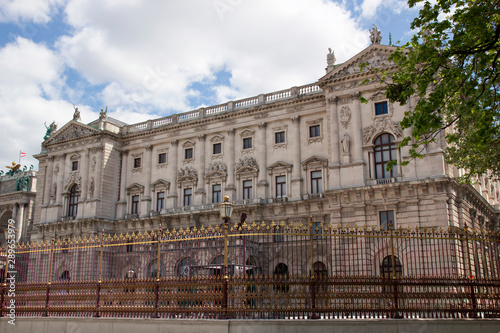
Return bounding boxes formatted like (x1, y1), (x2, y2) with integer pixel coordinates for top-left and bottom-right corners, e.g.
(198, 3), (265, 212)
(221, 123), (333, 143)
(370, 24), (382, 45)
(327, 48), (336, 66)
(73, 105), (81, 122)
(44, 121), (58, 141)
(99, 107), (108, 121)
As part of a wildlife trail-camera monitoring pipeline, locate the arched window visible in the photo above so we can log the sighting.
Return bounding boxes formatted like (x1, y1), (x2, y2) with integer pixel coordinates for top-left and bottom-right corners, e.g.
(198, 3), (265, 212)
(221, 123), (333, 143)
(381, 255), (402, 278)
(60, 270), (70, 281)
(68, 185), (79, 217)
(313, 261), (327, 278)
(177, 258), (196, 278)
(273, 263), (289, 292)
(146, 259), (165, 279)
(374, 133), (398, 179)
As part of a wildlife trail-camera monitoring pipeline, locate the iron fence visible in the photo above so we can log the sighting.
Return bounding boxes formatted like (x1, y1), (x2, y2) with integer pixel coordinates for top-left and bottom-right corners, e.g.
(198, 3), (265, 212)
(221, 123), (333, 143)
(1, 220), (499, 319)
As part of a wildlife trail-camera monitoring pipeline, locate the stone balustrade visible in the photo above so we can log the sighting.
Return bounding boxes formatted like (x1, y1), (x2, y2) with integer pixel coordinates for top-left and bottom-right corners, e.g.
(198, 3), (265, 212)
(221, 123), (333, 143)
(123, 83), (322, 134)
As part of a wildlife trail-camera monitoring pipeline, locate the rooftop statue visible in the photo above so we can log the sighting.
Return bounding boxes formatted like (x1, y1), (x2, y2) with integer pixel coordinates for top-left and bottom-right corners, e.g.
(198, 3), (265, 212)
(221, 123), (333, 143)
(369, 24), (382, 45)
(73, 105), (81, 122)
(44, 121), (58, 141)
(327, 48), (336, 66)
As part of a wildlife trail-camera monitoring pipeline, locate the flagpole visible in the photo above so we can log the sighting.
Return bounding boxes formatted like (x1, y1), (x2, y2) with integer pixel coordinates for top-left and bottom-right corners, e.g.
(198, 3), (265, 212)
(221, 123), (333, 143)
(19, 150), (21, 165)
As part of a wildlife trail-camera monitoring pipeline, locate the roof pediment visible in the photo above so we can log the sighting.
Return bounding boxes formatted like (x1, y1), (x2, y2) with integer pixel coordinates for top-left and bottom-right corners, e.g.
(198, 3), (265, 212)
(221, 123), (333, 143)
(44, 121), (102, 145)
(319, 44), (398, 85)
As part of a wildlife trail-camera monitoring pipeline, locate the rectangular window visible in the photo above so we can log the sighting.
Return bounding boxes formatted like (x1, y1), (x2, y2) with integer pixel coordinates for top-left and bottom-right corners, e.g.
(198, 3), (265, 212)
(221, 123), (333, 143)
(276, 175), (286, 198)
(243, 180), (252, 200)
(185, 148), (193, 160)
(212, 184), (221, 203)
(312, 222), (322, 240)
(311, 170), (322, 194)
(379, 210), (395, 230)
(156, 192), (165, 211)
(309, 125), (320, 138)
(243, 137), (252, 149)
(158, 153), (166, 164)
(375, 101), (388, 115)
(183, 188), (192, 206)
(131, 195), (139, 214)
(72, 161), (78, 171)
(275, 131), (285, 143)
(213, 143), (222, 154)
(273, 225), (284, 242)
(133, 158), (141, 168)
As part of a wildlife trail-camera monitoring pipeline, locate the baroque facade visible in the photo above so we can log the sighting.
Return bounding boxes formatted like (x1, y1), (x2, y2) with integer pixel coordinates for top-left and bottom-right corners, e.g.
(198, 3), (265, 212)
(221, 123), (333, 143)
(32, 43), (500, 247)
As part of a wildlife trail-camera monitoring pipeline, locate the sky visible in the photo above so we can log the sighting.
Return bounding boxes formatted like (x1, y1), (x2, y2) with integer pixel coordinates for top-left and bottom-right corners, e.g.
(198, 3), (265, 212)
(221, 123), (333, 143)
(0, 0), (420, 172)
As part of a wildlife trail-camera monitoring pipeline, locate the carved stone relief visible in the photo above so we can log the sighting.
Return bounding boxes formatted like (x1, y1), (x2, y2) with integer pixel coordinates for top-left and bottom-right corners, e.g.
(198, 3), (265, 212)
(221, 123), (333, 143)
(339, 106), (352, 129)
(362, 117), (403, 144)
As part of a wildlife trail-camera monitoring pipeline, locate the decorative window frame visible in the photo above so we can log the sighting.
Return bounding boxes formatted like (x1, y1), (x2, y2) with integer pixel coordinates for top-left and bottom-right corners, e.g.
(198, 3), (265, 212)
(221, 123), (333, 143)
(371, 94), (394, 119)
(131, 152), (143, 173)
(273, 125), (288, 149)
(64, 183), (81, 218)
(301, 155), (328, 197)
(267, 161), (293, 199)
(182, 140), (196, 163)
(235, 157), (259, 201)
(156, 148), (168, 170)
(306, 118), (323, 144)
(240, 128), (255, 154)
(151, 179), (170, 212)
(126, 183), (145, 217)
(210, 134), (224, 160)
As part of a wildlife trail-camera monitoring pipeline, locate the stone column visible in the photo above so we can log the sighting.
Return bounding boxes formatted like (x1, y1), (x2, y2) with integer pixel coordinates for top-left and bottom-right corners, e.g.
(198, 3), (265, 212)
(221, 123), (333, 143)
(225, 129), (236, 200)
(328, 97), (340, 166)
(56, 154), (66, 219)
(167, 140), (179, 208)
(117, 150), (129, 218)
(81, 149), (90, 200)
(43, 156), (54, 205)
(195, 135), (206, 205)
(257, 123), (268, 200)
(78, 149), (90, 219)
(352, 94), (364, 163)
(291, 116), (302, 200)
(15, 203), (25, 242)
(142, 145), (153, 215)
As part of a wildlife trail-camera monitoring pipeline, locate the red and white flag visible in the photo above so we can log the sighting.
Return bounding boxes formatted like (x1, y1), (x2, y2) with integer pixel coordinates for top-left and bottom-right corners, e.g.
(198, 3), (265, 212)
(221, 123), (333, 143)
(20, 152), (26, 158)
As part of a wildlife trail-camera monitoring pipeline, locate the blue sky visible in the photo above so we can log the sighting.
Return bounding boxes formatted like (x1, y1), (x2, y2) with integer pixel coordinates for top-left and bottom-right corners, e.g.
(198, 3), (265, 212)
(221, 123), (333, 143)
(0, 0), (420, 171)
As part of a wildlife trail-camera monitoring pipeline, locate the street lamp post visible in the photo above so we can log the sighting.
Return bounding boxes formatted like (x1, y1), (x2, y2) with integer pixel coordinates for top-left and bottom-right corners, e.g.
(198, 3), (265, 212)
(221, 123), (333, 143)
(218, 195), (234, 319)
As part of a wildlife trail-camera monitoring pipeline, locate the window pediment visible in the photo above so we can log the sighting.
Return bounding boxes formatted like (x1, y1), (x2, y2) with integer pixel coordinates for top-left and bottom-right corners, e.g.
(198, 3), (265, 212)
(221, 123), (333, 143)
(70, 153), (81, 161)
(126, 183), (145, 195)
(240, 128), (255, 137)
(302, 156), (328, 170)
(182, 140), (196, 148)
(210, 134), (224, 142)
(267, 161), (293, 175)
(151, 179), (170, 192)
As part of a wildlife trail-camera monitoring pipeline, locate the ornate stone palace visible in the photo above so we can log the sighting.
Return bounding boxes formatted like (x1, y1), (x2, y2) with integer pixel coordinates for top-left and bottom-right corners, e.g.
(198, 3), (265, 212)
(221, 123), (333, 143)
(31, 43), (500, 243)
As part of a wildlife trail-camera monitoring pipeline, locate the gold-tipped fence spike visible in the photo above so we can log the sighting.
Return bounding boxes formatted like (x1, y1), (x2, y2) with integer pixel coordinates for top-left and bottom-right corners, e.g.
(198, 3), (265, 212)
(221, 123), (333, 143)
(280, 221), (285, 227)
(271, 221), (276, 227)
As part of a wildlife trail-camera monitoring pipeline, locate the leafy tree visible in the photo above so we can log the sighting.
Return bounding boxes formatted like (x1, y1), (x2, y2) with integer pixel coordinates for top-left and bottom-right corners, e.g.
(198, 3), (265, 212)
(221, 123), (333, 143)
(383, 0), (500, 181)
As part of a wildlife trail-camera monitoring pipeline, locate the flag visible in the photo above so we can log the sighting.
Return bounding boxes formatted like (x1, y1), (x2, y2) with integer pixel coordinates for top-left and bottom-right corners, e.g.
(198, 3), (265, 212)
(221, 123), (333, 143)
(20, 152), (26, 158)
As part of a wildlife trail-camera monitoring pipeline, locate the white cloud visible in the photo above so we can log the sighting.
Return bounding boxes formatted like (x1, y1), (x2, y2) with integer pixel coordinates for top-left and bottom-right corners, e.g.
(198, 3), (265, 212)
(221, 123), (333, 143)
(0, 0), (65, 23)
(0, 37), (95, 171)
(58, 0), (369, 113)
